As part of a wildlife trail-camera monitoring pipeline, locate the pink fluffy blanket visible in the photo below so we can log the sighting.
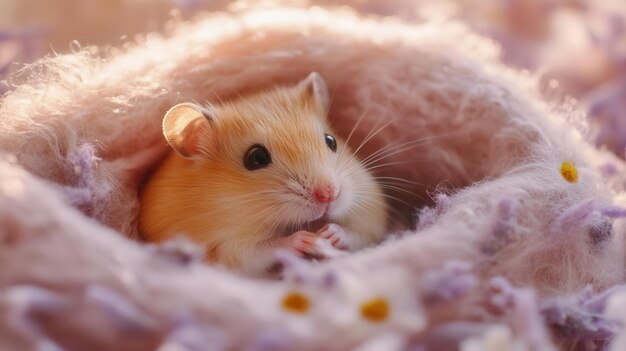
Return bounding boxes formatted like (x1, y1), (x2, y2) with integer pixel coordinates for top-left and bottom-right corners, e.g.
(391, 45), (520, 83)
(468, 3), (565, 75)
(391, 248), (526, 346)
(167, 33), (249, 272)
(2, 7), (626, 351)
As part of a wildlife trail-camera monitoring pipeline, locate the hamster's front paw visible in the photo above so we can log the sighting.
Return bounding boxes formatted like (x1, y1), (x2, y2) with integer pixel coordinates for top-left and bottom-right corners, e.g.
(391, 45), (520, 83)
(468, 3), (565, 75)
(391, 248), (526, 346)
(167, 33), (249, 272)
(286, 230), (320, 256)
(316, 223), (348, 250)
(284, 229), (346, 260)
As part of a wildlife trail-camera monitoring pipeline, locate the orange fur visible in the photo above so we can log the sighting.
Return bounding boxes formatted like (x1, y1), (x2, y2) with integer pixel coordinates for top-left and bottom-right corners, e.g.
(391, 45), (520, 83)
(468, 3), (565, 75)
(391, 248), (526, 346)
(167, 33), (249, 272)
(139, 74), (387, 274)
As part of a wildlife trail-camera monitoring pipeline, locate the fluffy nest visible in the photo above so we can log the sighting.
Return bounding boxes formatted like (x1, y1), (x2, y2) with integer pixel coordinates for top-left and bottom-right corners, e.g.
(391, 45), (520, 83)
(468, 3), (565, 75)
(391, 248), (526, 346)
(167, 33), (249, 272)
(1, 6), (626, 351)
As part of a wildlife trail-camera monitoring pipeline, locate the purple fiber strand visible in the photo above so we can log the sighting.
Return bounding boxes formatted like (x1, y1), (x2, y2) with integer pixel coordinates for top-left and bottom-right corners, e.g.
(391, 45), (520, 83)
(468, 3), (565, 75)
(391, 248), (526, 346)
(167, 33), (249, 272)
(600, 206), (626, 219)
(498, 197), (515, 220)
(599, 163), (618, 177)
(154, 236), (205, 265)
(435, 193), (450, 214)
(0, 62), (11, 78)
(421, 261), (478, 304)
(248, 330), (292, 351)
(0, 26), (48, 81)
(86, 285), (156, 332)
(583, 285), (626, 314)
(161, 323), (226, 351)
(62, 187), (92, 207)
(513, 289), (549, 349)
(577, 285), (595, 304)
(541, 285), (626, 345)
(5, 286), (69, 313)
(321, 270), (338, 289)
(419, 322), (489, 350)
(553, 199), (598, 234)
(542, 302), (619, 341)
(5, 286), (69, 351)
(415, 206), (437, 229)
(588, 218), (614, 247)
(485, 280), (626, 347)
(493, 197), (515, 238)
(68, 144), (97, 188)
(586, 80), (626, 152)
(416, 193), (452, 230)
(63, 144), (98, 206)
(488, 276), (515, 311)
(482, 197), (517, 255)
(275, 250), (312, 284)
(487, 278), (563, 348)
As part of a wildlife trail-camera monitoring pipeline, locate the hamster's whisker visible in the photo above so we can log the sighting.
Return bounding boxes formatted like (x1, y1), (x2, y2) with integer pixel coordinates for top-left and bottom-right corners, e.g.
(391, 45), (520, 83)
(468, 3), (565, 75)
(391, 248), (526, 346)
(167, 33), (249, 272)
(355, 180), (426, 202)
(345, 112), (441, 168)
(348, 197), (375, 218)
(279, 168), (306, 187)
(269, 198), (314, 232)
(255, 201), (291, 233)
(379, 194), (415, 209)
(350, 194), (387, 210)
(359, 132), (456, 168)
(377, 184), (422, 197)
(350, 121), (394, 158)
(377, 183), (427, 202)
(351, 194), (406, 223)
(374, 176), (425, 187)
(354, 189), (415, 208)
(266, 213), (285, 239)
(364, 159), (430, 172)
(349, 116), (401, 162)
(337, 156), (426, 181)
(335, 132), (453, 179)
(336, 109), (369, 162)
(375, 179), (426, 190)
(359, 139), (431, 167)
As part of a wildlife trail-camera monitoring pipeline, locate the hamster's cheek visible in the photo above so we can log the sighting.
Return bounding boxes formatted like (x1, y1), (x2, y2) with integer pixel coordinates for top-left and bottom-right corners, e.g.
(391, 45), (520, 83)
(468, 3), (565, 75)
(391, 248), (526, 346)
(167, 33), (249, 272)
(332, 178), (354, 216)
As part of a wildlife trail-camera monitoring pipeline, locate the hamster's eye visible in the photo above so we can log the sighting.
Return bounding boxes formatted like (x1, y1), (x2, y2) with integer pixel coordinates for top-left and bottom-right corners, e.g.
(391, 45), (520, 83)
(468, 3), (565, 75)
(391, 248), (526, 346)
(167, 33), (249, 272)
(244, 144), (272, 170)
(324, 134), (337, 152)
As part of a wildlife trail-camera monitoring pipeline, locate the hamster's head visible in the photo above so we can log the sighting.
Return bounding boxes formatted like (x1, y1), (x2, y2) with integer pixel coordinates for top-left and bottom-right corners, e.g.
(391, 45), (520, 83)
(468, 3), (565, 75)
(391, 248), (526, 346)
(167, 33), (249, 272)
(162, 72), (377, 234)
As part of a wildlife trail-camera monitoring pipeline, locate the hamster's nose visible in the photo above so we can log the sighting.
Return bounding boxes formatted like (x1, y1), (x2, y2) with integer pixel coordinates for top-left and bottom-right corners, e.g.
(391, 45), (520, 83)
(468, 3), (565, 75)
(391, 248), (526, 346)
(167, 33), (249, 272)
(313, 184), (337, 203)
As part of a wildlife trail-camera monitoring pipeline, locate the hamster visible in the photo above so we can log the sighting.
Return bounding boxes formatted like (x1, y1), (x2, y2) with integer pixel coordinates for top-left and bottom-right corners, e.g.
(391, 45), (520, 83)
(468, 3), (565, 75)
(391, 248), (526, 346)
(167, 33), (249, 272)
(139, 72), (387, 275)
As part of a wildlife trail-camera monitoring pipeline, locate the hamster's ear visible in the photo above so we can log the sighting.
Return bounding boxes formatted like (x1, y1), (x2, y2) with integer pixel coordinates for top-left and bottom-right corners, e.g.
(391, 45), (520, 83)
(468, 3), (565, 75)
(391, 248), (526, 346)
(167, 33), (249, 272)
(299, 72), (329, 115)
(162, 103), (212, 158)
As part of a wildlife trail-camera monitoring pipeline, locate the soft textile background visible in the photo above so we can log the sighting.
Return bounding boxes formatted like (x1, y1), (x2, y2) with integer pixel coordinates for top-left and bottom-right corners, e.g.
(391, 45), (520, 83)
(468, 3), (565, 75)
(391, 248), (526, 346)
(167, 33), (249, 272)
(1, 2), (626, 351)
(2, 0), (625, 157)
